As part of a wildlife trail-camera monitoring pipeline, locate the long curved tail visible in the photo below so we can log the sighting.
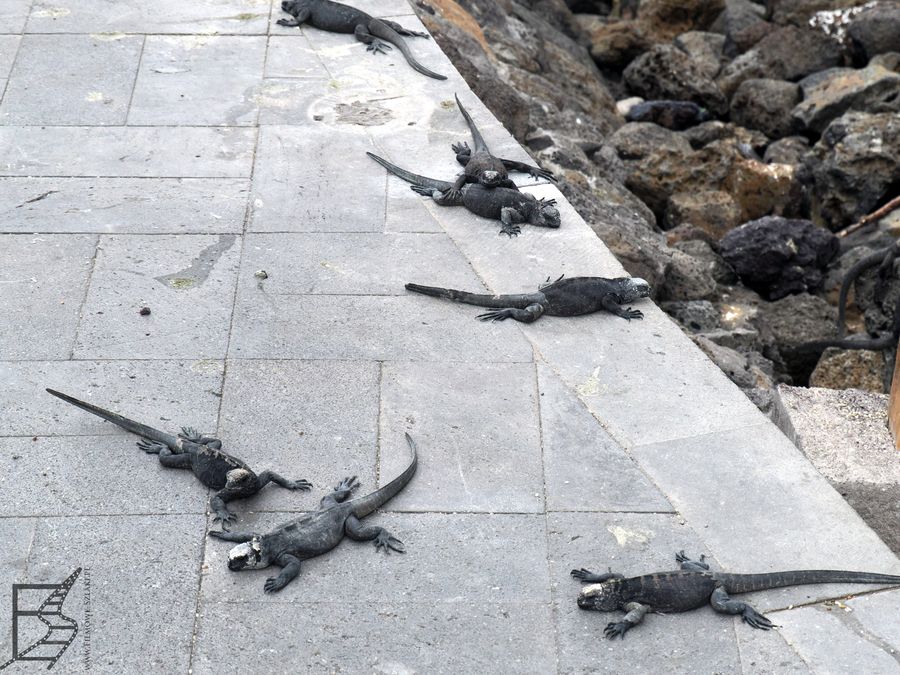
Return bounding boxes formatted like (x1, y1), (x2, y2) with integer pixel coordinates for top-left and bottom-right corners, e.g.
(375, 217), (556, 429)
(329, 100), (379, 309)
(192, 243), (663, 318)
(350, 433), (418, 518)
(720, 570), (900, 594)
(366, 152), (452, 193)
(369, 20), (447, 80)
(46, 389), (179, 448)
(404, 282), (517, 308)
(455, 93), (488, 153)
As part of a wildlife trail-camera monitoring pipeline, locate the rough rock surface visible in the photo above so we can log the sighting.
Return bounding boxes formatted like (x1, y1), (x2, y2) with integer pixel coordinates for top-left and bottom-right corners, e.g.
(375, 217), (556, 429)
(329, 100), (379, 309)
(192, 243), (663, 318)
(810, 347), (887, 391)
(847, 1), (900, 61)
(761, 293), (840, 383)
(730, 78), (801, 139)
(623, 44), (729, 114)
(665, 189), (742, 238)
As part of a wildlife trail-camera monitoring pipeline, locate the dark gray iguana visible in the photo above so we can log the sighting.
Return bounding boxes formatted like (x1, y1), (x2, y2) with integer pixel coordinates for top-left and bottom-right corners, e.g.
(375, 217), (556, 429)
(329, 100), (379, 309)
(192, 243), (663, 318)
(405, 275), (651, 323)
(448, 93), (554, 198)
(45, 389), (312, 529)
(366, 151), (560, 237)
(277, 0), (446, 80)
(208, 433), (418, 593)
(572, 550), (900, 639)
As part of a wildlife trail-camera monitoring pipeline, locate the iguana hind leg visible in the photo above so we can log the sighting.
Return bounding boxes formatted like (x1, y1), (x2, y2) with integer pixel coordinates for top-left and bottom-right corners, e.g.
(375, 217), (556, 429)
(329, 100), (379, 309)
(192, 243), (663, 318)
(137, 439), (193, 469)
(501, 158), (555, 181)
(354, 24), (392, 54)
(476, 303), (545, 323)
(710, 586), (777, 630)
(381, 19), (428, 38)
(452, 141), (471, 165)
(179, 427), (222, 449)
(256, 470), (312, 492)
(208, 530), (257, 543)
(675, 550), (710, 571)
(345, 515), (405, 553)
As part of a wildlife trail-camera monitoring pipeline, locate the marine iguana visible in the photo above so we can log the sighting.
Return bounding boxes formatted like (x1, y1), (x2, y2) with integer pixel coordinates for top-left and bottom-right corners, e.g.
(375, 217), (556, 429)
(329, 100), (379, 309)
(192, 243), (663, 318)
(208, 433), (418, 593)
(45, 389), (312, 528)
(276, 0), (447, 80)
(572, 550), (900, 639)
(405, 275), (651, 323)
(366, 151), (560, 237)
(447, 94), (554, 198)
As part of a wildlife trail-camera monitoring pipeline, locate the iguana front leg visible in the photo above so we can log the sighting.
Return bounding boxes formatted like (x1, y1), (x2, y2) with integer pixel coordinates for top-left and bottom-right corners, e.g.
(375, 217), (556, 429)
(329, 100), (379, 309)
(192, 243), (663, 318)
(499, 206), (524, 238)
(476, 303), (545, 323)
(354, 24), (392, 55)
(264, 554), (302, 593)
(601, 294), (644, 321)
(442, 174), (467, 202)
(675, 550), (710, 571)
(710, 586), (777, 630)
(345, 515), (405, 553)
(605, 602), (649, 639)
(570, 568), (625, 583)
(501, 158), (556, 181)
(256, 470), (312, 492)
(275, 6), (310, 27)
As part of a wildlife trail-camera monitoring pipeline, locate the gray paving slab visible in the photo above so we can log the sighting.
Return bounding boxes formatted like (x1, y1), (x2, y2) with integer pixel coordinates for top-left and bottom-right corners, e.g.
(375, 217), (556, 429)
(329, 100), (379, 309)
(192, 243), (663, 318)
(240, 232), (478, 296)
(0, 1), (29, 33)
(193, 599), (555, 674)
(0, 177), (248, 233)
(217, 359), (379, 510)
(0, 34), (142, 125)
(0, 519), (37, 661)
(129, 36), (266, 127)
(202, 512), (549, 603)
(24, 514), (204, 673)
(249, 125), (385, 232)
(26, 0), (270, 34)
(548, 511), (742, 673)
(631, 422), (900, 611)
(264, 35), (330, 79)
(229, 292), (534, 361)
(736, 628), (812, 674)
(537, 363), (672, 513)
(379, 361), (543, 512)
(73, 234), (241, 359)
(385, 176), (443, 232)
(0, 126), (256, 177)
(0, 234), (95, 360)
(256, 77), (330, 125)
(0, 359), (224, 437)
(0, 435), (204, 516)
(778, 592), (900, 674)
(0, 36), (20, 82)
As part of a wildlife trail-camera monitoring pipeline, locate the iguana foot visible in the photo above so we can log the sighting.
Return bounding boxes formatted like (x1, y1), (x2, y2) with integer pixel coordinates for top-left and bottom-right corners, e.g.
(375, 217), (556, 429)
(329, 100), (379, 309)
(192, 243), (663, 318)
(571, 568), (597, 581)
(499, 224), (521, 238)
(441, 187), (462, 202)
(452, 141), (471, 156)
(374, 531), (405, 554)
(476, 309), (514, 322)
(742, 607), (777, 630)
(367, 40), (392, 55)
(604, 621), (632, 639)
(264, 576), (287, 593)
(539, 198), (557, 206)
(287, 478), (313, 490)
(530, 167), (556, 181)
(410, 184), (433, 197)
(335, 476), (360, 493)
(137, 439), (165, 454)
(213, 510), (237, 531)
(620, 308), (644, 321)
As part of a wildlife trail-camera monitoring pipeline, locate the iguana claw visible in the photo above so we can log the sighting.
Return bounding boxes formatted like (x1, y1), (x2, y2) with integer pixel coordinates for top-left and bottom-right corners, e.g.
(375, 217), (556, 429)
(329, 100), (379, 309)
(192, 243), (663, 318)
(604, 621), (632, 639)
(137, 439), (165, 454)
(288, 479), (314, 490)
(374, 532), (404, 553)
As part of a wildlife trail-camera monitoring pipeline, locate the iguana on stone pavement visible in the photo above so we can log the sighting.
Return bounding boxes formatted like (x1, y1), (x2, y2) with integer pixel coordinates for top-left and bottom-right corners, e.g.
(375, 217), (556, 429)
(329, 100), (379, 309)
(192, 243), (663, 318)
(277, 0), (447, 80)
(46, 389), (311, 529)
(572, 550), (900, 639)
(208, 433), (418, 593)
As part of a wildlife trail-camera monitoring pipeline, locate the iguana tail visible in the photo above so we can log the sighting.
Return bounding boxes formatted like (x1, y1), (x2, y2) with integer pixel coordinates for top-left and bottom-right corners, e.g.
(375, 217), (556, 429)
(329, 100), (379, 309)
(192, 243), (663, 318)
(405, 283), (535, 309)
(46, 389), (180, 448)
(455, 94), (489, 153)
(369, 20), (447, 80)
(366, 152), (452, 193)
(720, 570), (900, 595)
(349, 433), (418, 518)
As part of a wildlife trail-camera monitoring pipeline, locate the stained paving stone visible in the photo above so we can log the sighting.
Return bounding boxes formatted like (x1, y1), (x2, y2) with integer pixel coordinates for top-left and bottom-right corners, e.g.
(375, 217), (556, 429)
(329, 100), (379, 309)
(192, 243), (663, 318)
(379, 361), (544, 513)
(256, 78), (330, 125)
(73, 234), (241, 360)
(0, 126), (256, 177)
(201, 512), (550, 603)
(0, 177), (248, 234)
(0, 435), (204, 516)
(632, 422), (900, 611)
(548, 511), (742, 674)
(229, 292), (534, 361)
(240, 232), (477, 296)
(0, 4), (28, 33)
(537, 364), (672, 513)
(23, 514), (204, 674)
(129, 36), (267, 127)
(265, 35), (330, 79)
(0, 34), (143, 125)
(249, 125), (385, 232)
(0, 359), (223, 437)
(778, 592), (900, 674)
(217, 359), (379, 511)
(0, 234), (96, 360)
(26, 0), (271, 34)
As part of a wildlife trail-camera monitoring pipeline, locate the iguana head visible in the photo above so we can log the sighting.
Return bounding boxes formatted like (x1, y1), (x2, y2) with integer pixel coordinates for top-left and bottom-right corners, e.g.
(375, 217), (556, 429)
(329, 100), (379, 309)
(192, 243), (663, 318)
(228, 536), (270, 571)
(480, 170), (504, 187)
(577, 581), (621, 611)
(615, 277), (651, 302)
(533, 202), (561, 228)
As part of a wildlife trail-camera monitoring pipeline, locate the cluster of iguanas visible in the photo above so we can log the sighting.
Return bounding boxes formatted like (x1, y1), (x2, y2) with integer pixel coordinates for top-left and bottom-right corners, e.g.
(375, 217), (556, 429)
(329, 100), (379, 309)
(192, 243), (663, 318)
(39, 0), (900, 646)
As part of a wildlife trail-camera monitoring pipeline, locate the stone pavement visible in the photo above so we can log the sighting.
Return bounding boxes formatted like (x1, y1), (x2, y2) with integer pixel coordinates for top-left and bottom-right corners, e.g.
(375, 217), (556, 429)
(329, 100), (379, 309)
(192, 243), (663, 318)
(1, 1), (899, 673)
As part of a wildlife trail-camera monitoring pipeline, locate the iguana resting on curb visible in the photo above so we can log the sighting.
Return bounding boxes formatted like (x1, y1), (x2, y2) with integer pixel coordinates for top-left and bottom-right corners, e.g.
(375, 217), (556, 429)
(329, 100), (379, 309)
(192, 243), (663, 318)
(366, 151), (560, 237)
(277, 0), (447, 80)
(208, 433), (418, 593)
(572, 550), (900, 639)
(405, 275), (651, 323)
(46, 389), (312, 529)
(447, 94), (554, 198)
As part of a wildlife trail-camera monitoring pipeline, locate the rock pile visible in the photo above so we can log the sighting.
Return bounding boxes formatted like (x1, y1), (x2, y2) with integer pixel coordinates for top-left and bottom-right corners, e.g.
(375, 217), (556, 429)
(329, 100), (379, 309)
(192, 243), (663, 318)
(412, 0), (900, 405)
